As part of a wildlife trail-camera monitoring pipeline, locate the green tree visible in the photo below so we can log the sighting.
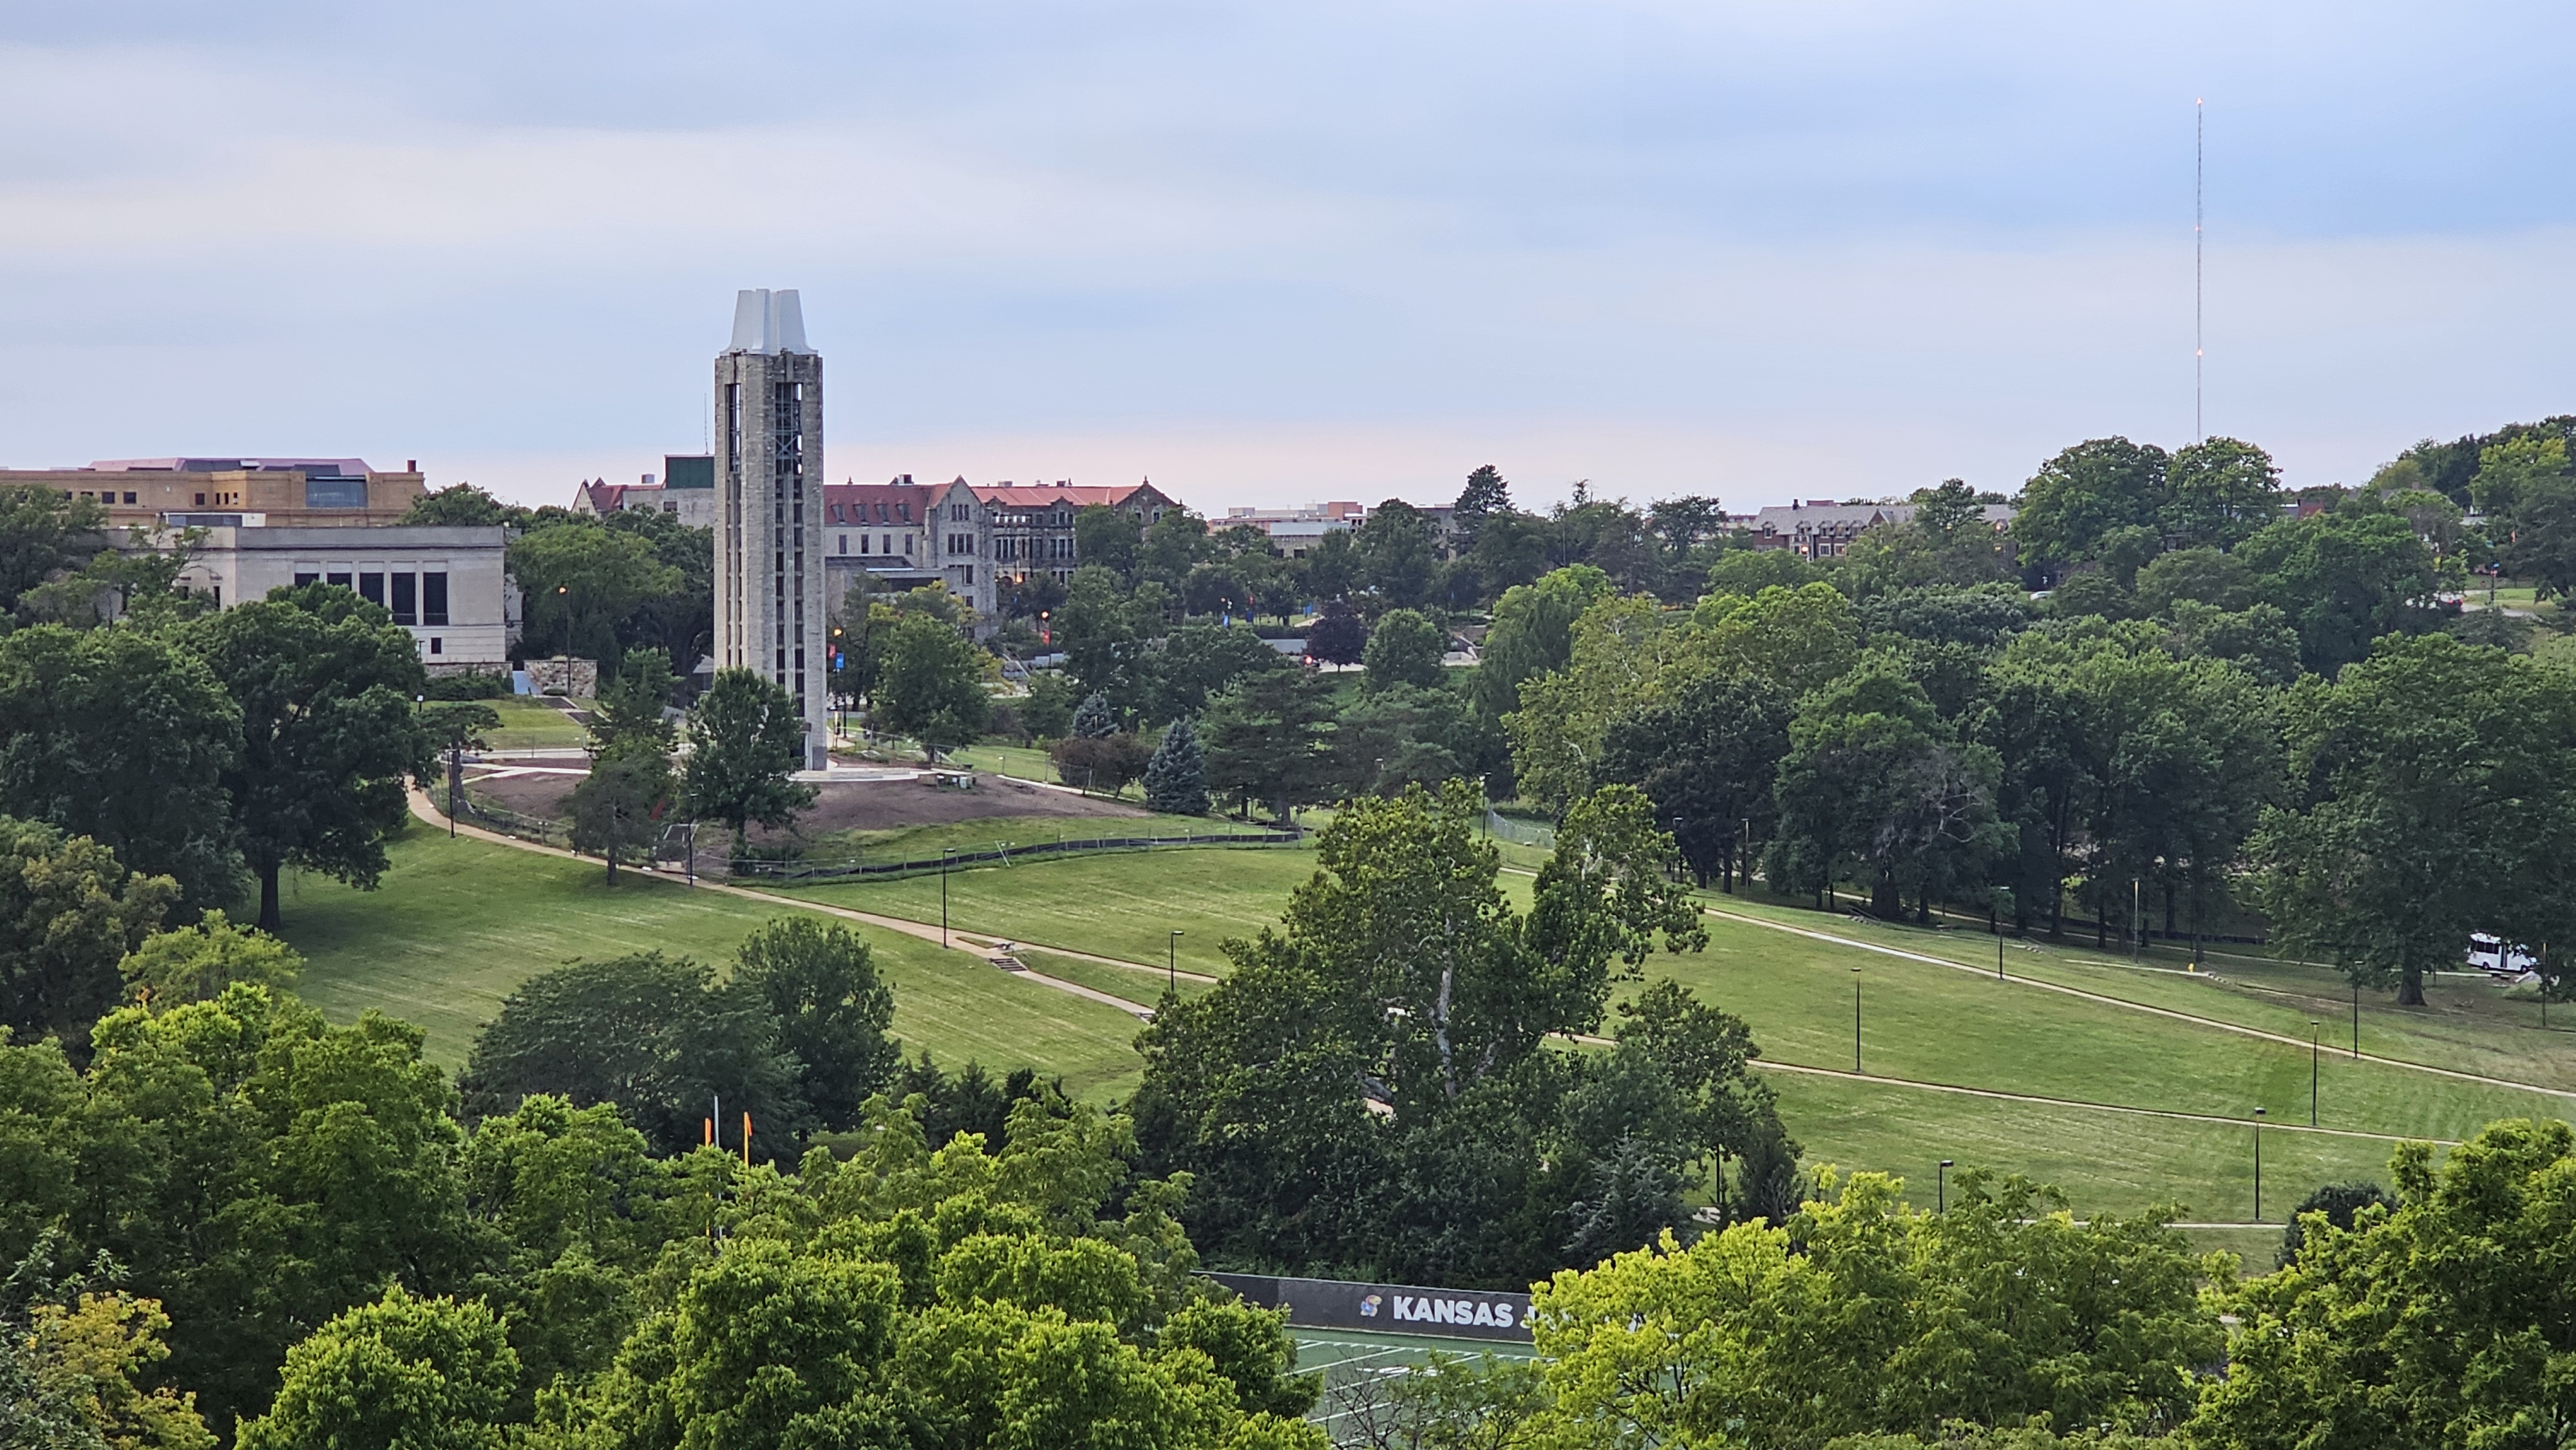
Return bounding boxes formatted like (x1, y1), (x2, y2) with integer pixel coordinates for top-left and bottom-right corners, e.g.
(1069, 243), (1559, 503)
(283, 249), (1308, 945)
(569, 751), (674, 883)
(1691, 581), (1864, 690)
(1200, 667), (1338, 822)
(507, 523), (685, 677)
(0, 625), (243, 911)
(588, 646), (677, 761)
(1300, 527), (1359, 601)
(2251, 633), (2576, 1005)
(399, 484), (526, 528)
(0, 818), (176, 1045)
(679, 668), (817, 847)
(1057, 565), (1147, 704)
(2192, 1120), (2576, 1448)
(1707, 549), (1824, 596)
(1072, 691), (1117, 739)
(1142, 718), (1209, 816)
(1361, 608), (1446, 692)
(0, 485), (109, 623)
(2161, 436), (2283, 548)
(873, 614), (992, 760)
(1772, 657), (2005, 919)
(1598, 672), (1797, 890)
(730, 917), (896, 1134)
(234, 1286), (518, 1450)
(1141, 622), (1282, 725)
(1354, 501), (1437, 608)
(1452, 465), (1512, 545)
(2237, 507), (2446, 675)
(601, 509), (715, 670)
(1532, 1172), (2216, 1445)
(1506, 594), (1676, 813)
(457, 954), (806, 1154)
(2009, 437), (2170, 567)
(187, 584), (429, 930)
(1074, 504), (1143, 583)
(1021, 671), (1077, 740)
(116, 911), (299, 1006)
(1329, 686), (1467, 799)
(2134, 545), (2257, 614)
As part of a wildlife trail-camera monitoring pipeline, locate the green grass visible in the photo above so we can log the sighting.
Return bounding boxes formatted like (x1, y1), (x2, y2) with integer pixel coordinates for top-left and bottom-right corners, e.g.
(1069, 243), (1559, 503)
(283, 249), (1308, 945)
(1016, 948), (1214, 1008)
(275, 825), (1149, 1098)
(945, 741), (1062, 783)
(481, 698), (591, 750)
(775, 845), (1330, 979)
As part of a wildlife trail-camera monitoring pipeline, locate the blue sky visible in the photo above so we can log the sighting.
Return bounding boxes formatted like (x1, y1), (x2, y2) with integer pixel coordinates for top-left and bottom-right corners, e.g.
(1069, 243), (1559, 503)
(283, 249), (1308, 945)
(5, 2), (2573, 514)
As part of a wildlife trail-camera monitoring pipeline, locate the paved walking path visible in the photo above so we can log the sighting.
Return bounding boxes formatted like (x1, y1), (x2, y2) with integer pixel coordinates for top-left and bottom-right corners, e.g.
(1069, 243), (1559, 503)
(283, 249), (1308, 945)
(1702, 905), (2576, 1104)
(404, 788), (1153, 1020)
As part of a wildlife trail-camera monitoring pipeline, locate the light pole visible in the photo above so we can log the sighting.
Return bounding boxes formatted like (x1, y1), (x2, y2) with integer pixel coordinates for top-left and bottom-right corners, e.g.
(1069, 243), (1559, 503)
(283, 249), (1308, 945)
(2318, 1020), (2339, 1123)
(1169, 930), (1182, 996)
(1852, 967), (1863, 1074)
(2253, 1107), (2266, 1223)
(2351, 979), (2360, 1059)
(941, 848), (954, 947)
(1937, 1159), (1953, 1214)
(1673, 816), (1686, 885)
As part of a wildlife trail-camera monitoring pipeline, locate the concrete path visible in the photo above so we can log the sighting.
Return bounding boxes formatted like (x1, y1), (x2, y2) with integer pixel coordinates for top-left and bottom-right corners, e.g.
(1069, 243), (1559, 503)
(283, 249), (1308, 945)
(404, 788), (1153, 1020)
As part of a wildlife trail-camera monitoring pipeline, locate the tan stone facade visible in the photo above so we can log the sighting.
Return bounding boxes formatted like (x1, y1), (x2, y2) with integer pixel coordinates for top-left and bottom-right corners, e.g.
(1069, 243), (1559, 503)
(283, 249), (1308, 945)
(3, 457), (427, 528)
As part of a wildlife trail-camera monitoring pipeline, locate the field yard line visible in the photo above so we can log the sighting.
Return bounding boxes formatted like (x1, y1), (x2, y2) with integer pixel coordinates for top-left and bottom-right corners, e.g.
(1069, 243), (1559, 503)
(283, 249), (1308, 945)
(1703, 907), (2576, 1104)
(1745, 1060), (2459, 1145)
(404, 788), (1155, 1022)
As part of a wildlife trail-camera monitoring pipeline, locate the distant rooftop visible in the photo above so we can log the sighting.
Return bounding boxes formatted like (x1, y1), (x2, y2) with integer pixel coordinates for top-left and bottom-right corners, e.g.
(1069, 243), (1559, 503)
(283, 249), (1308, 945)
(85, 457), (375, 476)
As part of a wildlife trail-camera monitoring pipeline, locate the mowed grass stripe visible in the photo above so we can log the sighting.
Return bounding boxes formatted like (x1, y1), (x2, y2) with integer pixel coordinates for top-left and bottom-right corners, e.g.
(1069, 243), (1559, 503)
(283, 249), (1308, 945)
(278, 827), (1149, 1098)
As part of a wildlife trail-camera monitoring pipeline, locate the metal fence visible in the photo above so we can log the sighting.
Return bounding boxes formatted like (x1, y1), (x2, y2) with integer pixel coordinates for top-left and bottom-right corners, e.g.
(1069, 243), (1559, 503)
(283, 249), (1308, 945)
(1482, 808), (1555, 849)
(725, 829), (1302, 883)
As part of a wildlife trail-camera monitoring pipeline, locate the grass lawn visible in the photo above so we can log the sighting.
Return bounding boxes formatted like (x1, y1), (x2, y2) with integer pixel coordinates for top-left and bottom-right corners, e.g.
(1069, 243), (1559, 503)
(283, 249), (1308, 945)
(777, 845), (1329, 978)
(1016, 949), (1214, 1009)
(274, 824), (1149, 1099)
(480, 698), (591, 751)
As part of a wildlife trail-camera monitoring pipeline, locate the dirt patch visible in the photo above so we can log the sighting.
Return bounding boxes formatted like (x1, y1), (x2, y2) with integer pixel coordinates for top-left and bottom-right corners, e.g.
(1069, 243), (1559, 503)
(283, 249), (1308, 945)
(463, 766), (1147, 835)
(788, 776), (1148, 835)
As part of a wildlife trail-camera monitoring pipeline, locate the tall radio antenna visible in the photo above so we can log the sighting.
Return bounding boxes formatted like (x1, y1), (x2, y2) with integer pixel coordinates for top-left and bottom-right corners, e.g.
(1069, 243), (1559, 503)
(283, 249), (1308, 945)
(2195, 97), (2204, 443)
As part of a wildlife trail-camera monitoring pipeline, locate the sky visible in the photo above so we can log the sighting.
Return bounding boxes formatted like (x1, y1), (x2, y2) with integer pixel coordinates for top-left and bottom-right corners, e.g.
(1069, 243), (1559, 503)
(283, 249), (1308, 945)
(5, 2), (2575, 516)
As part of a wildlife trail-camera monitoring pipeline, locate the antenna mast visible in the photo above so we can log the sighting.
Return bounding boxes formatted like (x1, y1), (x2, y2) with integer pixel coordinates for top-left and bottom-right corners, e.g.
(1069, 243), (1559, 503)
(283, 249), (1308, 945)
(2195, 98), (2204, 443)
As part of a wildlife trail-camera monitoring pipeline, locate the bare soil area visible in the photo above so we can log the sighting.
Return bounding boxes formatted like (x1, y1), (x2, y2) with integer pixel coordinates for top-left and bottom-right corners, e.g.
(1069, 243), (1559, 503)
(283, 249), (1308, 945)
(465, 767), (1148, 835)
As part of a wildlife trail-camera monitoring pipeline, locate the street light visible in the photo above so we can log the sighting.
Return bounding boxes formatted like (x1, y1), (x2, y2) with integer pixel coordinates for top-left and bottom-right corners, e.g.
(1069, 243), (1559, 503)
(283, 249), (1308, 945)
(2351, 979), (2360, 1059)
(1938, 1159), (1955, 1214)
(1852, 967), (1863, 1074)
(2310, 1021), (2321, 1126)
(2253, 1107), (2267, 1223)
(941, 848), (955, 947)
(1169, 930), (1183, 996)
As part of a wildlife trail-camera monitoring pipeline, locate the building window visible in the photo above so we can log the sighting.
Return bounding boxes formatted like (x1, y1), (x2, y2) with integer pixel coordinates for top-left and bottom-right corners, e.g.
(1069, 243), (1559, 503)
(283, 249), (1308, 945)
(392, 572), (417, 625)
(195, 493), (208, 506)
(422, 571), (449, 626)
(860, 534), (871, 555)
(901, 535), (911, 555)
(327, 570), (352, 589)
(429, 637), (442, 655)
(838, 534), (848, 554)
(359, 572), (384, 605)
(122, 492), (136, 504)
(294, 571), (320, 587)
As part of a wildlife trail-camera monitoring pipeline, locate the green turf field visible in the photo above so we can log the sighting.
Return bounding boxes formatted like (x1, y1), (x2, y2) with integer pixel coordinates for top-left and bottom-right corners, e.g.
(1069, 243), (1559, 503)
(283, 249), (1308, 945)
(480, 697), (592, 751)
(275, 825), (1148, 1098)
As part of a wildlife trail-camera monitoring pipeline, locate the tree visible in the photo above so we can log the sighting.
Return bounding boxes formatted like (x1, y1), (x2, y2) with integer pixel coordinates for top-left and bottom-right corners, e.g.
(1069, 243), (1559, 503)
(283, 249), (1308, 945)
(1361, 608), (1446, 691)
(729, 917), (896, 1133)
(2009, 437), (2170, 568)
(1050, 731), (1154, 795)
(1304, 607), (1367, 665)
(0, 485), (108, 623)
(872, 614), (992, 760)
(1470, 567), (1614, 721)
(679, 668), (817, 847)
(1300, 527), (1359, 601)
(1531, 1171), (2217, 1445)
(1692, 581), (1864, 690)
(1452, 466), (1512, 545)
(0, 818), (176, 1046)
(1772, 657), (2005, 919)
(587, 646), (676, 761)
(1141, 622), (1282, 725)
(1506, 594), (1675, 813)
(1200, 667), (1338, 822)
(601, 508), (715, 671)
(1073, 504), (1142, 581)
(1021, 672), (1078, 740)
(1707, 549), (1824, 596)
(234, 1286), (517, 1450)
(0, 1246), (214, 1450)
(1354, 501), (1437, 607)
(399, 484), (524, 529)
(2134, 545), (2256, 614)
(457, 954), (806, 1154)
(1072, 690), (1117, 739)
(0, 624), (243, 910)
(1143, 718), (1209, 816)
(2237, 507), (2446, 676)
(2163, 436), (2283, 548)
(116, 910), (299, 1006)
(568, 751), (673, 883)
(1599, 672), (1797, 890)
(1329, 686), (1467, 799)
(187, 584), (430, 931)
(2251, 634), (2576, 1006)
(2192, 1120), (2576, 1448)
(1057, 565), (1146, 703)
(507, 522), (685, 676)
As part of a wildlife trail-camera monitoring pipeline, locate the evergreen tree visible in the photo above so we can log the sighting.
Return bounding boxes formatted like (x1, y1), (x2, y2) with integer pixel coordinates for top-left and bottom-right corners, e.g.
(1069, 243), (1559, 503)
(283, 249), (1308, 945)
(1143, 718), (1209, 816)
(1071, 690), (1117, 739)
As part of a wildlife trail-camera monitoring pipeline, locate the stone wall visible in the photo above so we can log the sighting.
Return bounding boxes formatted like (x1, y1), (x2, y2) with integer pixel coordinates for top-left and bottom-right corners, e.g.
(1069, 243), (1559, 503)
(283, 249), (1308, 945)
(524, 655), (598, 697)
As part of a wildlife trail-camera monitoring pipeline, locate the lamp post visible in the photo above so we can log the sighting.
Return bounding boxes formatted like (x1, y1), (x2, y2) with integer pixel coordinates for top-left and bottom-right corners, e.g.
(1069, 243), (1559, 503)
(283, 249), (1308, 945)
(1673, 816), (1686, 885)
(1938, 1159), (1954, 1214)
(2351, 979), (2360, 1059)
(2310, 1021), (2321, 1126)
(2253, 1107), (2266, 1223)
(1169, 930), (1182, 996)
(941, 848), (954, 947)
(1852, 967), (1863, 1074)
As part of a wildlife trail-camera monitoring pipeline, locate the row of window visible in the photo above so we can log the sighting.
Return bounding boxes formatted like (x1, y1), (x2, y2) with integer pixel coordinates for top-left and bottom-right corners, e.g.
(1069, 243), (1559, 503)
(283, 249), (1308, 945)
(992, 536), (1072, 561)
(835, 534), (914, 556)
(70, 489), (141, 504)
(830, 501), (913, 524)
(292, 569), (450, 626)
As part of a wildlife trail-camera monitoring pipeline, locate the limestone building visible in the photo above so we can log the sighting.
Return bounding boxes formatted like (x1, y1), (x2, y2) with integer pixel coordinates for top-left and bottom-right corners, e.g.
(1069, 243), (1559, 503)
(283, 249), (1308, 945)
(712, 289), (829, 769)
(0, 457), (426, 527)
